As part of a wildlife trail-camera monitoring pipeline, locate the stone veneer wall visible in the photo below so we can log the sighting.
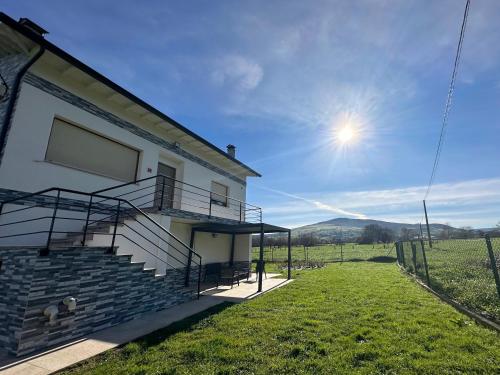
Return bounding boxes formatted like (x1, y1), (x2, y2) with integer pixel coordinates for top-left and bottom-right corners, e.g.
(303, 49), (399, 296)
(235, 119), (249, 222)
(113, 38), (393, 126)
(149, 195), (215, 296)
(0, 246), (197, 356)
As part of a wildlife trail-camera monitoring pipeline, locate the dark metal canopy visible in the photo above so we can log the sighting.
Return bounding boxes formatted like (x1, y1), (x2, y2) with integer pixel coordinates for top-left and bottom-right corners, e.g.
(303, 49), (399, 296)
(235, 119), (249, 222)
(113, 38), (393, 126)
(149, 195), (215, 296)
(192, 222), (290, 235)
(190, 222), (292, 292)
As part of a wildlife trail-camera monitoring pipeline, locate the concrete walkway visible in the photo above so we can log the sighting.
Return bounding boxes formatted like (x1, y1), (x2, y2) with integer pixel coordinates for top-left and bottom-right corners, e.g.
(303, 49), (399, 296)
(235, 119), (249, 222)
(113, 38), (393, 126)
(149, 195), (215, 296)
(0, 275), (291, 375)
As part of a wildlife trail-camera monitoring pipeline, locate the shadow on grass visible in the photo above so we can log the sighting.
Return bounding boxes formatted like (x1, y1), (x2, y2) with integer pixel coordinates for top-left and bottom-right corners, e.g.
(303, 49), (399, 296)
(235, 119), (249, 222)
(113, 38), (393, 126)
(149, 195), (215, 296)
(134, 302), (235, 349)
(342, 256), (397, 264)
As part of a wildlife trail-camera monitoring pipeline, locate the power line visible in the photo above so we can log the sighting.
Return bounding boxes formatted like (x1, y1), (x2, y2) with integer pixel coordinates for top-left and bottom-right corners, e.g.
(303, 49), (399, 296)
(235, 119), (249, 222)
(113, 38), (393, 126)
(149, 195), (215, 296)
(423, 0), (471, 201)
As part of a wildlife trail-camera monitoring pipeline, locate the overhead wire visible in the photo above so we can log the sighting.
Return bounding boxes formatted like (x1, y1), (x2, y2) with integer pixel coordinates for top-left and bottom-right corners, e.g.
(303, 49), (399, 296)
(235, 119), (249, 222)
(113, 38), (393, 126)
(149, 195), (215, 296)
(419, 0), (471, 228)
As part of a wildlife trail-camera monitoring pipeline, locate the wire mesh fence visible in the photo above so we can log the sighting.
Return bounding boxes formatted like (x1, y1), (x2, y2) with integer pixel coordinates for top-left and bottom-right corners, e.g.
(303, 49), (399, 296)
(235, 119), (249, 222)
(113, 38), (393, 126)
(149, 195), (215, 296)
(396, 235), (500, 322)
(252, 243), (396, 265)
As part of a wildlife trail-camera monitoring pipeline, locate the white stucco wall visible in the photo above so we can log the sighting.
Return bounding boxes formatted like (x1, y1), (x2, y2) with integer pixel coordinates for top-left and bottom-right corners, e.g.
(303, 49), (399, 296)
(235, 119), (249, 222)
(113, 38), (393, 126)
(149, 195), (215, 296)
(169, 221), (251, 265)
(0, 69), (254, 269)
(0, 80), (247, 222)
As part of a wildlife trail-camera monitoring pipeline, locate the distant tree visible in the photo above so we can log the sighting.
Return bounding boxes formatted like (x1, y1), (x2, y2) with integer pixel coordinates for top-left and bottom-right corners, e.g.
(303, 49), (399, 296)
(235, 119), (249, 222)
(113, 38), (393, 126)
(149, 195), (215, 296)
(297, 233), (319, 249)
(359, 224), (394, 244)
(452, 226), (475, 239)
(438, 224), (451, 240)
(399, 227), (417, 241)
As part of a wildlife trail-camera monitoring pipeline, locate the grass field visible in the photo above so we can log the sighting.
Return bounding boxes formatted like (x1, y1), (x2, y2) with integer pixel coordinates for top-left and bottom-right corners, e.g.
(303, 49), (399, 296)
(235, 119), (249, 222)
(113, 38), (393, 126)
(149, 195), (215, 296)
(62, 262), (500, 374)
(252, 243), (395, 263)
(400, 238), (500, 321)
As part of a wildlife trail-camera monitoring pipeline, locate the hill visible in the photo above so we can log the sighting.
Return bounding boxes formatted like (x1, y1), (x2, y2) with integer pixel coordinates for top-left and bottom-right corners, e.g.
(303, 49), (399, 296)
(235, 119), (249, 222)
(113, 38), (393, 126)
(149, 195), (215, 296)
(291, 217), (453, 241)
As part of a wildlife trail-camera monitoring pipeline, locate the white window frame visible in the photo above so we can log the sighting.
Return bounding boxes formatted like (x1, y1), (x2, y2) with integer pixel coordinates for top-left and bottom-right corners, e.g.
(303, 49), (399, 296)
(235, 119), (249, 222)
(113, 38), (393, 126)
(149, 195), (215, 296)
(44, 117), (140, 182)
(210, 181), (229, 207)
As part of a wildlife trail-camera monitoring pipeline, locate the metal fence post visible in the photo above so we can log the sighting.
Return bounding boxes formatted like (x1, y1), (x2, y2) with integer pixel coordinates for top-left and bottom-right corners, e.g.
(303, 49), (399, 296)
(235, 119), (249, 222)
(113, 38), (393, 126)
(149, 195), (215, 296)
(411, 241), (417, 274)
(420, 239), (431, 286)
(485, 234), (500, 299)
(400, 242), (406, 267)
(423, 200), (433, 248)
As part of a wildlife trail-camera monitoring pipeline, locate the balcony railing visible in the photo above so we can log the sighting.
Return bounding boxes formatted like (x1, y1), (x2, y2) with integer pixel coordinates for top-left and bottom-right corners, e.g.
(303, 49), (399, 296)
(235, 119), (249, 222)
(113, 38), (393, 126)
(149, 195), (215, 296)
(93, 174), (262, 224)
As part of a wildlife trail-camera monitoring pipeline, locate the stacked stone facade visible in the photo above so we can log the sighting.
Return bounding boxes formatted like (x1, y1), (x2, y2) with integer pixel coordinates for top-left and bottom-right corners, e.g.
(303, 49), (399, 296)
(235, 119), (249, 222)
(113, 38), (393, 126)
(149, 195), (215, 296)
(0, 246), (196, 356)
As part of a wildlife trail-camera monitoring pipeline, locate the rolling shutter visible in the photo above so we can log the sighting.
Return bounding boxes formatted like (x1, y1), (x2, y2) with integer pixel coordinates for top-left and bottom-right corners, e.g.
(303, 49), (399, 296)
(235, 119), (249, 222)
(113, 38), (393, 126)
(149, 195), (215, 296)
(45, 118), (139, 181)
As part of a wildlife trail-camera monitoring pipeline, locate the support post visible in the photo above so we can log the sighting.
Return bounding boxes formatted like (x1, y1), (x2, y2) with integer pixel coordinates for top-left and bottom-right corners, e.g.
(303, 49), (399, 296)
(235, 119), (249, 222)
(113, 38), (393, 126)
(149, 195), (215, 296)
(419, 223), (424, 239)
(423, 200), (433, 248)
(197, 257), (202, 299)
(185, 229), (196, 287)
(82, 194), (93, 246)
(420, 239), (431, 286)
(109, 200), (121, 254)
(42, 190), (61, 256)
(159, 176), (165, 211)
(485, 234), (500, 299)
(287, 230), (292, 280)
(229, 233), (235, 266)
(239, 202), (242, 223)
(258, 223), (264, 292)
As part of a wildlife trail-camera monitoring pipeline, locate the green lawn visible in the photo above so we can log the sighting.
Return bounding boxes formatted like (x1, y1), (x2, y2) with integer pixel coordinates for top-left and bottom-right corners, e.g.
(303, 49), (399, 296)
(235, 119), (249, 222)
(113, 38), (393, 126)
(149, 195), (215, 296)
(62, 262), (500, 374)
(252, 243), (395, 263)
(400, 238), (500, 321)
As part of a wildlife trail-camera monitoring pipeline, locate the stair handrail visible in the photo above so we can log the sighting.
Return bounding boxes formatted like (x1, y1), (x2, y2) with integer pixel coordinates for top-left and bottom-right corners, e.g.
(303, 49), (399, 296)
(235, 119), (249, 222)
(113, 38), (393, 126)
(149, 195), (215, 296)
(0, 186), (202, 264)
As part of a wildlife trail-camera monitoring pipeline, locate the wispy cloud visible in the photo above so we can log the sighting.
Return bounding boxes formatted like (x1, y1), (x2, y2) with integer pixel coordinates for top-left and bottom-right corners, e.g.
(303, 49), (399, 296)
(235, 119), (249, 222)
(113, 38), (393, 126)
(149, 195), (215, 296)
(211, 55), (263, 91)
(258, 186), (367, 219)
(259, 178), (500, 229)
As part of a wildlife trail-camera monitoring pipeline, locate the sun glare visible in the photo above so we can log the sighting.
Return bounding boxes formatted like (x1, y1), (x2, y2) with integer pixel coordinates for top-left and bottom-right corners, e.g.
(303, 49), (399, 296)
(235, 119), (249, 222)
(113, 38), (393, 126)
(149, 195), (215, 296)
(337, 126), (356, 144)
(331, 111), (366, 147)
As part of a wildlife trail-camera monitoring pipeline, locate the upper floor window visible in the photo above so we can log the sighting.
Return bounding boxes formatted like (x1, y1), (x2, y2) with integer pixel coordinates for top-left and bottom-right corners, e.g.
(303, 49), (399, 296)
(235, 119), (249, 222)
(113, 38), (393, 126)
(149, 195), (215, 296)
(45, 118), (139, 181)
(210, 181), (228, 207)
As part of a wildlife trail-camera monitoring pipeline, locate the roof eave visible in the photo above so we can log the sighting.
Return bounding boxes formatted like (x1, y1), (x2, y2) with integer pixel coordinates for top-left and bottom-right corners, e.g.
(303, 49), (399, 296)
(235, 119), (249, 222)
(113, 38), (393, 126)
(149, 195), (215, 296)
(0, 12), (261, 178)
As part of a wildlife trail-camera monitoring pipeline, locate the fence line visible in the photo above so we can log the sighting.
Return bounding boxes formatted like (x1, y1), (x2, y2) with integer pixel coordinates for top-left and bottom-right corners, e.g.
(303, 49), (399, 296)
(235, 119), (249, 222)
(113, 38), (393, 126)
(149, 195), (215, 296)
(252, 243), (396, 264)
(396, 235), (500, 322)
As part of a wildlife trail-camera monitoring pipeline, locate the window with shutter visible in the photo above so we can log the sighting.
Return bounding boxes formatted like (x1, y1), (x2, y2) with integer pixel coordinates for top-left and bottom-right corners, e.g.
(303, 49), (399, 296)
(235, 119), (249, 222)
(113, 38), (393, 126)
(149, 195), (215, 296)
(45, 118), (139, 181)
(210, 181), (228, 207)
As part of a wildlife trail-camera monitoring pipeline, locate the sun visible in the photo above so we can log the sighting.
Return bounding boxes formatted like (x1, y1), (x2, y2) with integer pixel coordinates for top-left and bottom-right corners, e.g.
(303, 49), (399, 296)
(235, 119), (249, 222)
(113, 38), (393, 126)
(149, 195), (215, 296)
(331, 111), (366, 148)
(337, 126), (356, 144)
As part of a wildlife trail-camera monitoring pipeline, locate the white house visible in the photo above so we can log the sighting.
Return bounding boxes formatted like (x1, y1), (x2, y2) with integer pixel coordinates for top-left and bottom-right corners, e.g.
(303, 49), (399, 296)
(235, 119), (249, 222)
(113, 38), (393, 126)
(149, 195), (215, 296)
(0, 14), (292, 356)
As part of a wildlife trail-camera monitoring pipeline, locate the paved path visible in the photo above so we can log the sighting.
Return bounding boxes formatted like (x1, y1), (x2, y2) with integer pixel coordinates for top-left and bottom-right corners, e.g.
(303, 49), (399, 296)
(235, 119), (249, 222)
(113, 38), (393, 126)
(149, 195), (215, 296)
(0, 275), (292, 375)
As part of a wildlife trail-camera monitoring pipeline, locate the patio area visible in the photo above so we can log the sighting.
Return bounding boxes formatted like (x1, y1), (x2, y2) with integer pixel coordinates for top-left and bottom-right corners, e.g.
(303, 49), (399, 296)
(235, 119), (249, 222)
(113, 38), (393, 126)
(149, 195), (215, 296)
(0, 274), (292, 375)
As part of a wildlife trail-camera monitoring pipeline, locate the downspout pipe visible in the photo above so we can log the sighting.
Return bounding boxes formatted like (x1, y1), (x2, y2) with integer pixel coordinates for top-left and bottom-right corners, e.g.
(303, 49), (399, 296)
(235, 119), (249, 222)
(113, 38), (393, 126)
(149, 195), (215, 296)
(0, 45), (45, 165)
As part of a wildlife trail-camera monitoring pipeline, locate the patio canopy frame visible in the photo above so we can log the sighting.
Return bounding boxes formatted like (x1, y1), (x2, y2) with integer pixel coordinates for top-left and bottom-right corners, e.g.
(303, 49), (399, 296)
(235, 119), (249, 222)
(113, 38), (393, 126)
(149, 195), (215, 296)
(190, 223), (291, 292)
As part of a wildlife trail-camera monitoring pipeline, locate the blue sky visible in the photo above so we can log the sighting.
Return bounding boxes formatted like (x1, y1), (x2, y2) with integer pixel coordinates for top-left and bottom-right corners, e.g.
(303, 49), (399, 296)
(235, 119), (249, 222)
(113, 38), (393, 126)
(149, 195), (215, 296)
(4, 0), (500, 228)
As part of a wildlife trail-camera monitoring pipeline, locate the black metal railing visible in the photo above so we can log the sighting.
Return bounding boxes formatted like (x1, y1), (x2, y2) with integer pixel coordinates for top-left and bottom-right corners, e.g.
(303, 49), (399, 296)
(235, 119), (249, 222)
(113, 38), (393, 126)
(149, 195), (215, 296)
(92, 174), (262, 224)
(0, 187), (202, 297)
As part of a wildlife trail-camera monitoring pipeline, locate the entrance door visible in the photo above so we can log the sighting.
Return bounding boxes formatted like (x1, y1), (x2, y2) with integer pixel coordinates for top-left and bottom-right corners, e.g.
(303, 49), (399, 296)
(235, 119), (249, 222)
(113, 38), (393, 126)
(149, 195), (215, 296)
(156, 163), (176, 209)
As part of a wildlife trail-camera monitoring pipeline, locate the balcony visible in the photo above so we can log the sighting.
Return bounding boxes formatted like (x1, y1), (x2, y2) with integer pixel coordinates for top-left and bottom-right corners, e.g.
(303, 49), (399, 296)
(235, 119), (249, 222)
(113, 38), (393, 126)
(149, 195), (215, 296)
(93, 175), (262, 224)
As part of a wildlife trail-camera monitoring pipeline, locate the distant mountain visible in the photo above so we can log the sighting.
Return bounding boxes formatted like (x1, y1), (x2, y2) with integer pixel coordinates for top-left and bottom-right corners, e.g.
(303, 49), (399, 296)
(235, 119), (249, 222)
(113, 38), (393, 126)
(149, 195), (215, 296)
(291, 218), (453, 241)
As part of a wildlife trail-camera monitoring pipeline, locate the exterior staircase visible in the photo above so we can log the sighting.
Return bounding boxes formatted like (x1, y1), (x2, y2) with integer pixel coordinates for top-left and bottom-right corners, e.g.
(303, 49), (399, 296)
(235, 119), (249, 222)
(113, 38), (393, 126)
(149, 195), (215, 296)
(0, 187), (202, 291)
